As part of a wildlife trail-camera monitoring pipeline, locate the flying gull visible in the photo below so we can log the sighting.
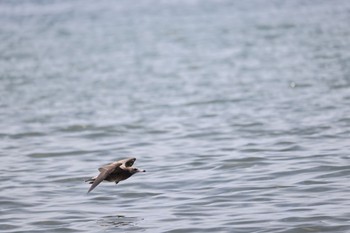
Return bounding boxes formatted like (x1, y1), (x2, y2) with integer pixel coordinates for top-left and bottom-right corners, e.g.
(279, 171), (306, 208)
(85, 157), (145, 193)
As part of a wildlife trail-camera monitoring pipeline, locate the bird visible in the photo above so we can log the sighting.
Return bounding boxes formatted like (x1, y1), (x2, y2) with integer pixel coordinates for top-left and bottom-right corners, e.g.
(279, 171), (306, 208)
(85, 157), (145, 193)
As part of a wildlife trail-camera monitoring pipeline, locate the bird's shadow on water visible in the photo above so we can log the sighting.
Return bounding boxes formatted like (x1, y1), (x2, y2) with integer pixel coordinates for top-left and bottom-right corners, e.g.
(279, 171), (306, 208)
(97, 214), (143, 230)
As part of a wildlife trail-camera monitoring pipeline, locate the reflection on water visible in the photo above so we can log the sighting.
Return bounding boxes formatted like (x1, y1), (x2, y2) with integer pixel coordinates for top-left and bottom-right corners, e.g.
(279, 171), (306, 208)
(97, 215), (142, 228)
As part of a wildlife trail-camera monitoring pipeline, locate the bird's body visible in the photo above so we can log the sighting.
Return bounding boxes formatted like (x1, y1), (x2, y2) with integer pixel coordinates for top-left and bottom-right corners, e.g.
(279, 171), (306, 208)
(86, 158), (145, 193)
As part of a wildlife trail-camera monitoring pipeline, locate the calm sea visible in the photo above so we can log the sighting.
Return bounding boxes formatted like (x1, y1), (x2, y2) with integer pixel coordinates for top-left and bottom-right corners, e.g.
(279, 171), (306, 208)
(1, 0), (350, 232)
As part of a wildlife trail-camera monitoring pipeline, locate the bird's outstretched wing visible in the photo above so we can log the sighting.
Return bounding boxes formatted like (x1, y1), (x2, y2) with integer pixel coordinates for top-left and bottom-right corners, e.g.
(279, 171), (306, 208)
(87, 162), (122, 193)
(118, 157), (136, 167)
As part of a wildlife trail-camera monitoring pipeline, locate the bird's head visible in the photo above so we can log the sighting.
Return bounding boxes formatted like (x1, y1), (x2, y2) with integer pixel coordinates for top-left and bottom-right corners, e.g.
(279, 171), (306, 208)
(130, 167), (146, 174)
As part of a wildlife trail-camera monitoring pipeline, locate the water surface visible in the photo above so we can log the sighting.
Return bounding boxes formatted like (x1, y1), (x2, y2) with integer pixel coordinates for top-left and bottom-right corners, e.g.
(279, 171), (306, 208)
(1, 0), (350, 232)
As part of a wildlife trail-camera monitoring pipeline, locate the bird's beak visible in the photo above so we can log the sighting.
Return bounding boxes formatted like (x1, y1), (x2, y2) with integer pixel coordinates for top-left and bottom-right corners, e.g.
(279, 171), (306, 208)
(140, 169), (146, 172)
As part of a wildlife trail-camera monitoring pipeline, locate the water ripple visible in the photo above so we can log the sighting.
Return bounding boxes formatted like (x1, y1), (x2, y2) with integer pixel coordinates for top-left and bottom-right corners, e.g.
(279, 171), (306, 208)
(2, 0), (350, 233)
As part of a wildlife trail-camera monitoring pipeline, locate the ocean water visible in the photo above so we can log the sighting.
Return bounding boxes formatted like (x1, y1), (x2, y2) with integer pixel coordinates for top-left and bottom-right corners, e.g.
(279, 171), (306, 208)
(1, 0), (350, 232)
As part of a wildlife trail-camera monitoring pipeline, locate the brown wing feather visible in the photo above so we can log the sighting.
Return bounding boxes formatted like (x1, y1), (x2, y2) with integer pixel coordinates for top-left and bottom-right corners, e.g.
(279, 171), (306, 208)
(87, 162), (122, 193)
(125, 158), (136, 167)
(118, 157), (136, 167)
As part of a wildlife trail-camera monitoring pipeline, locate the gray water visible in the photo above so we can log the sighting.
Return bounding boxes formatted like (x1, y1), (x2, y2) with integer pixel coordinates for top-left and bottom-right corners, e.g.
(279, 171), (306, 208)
(1, 0), (350, 232)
